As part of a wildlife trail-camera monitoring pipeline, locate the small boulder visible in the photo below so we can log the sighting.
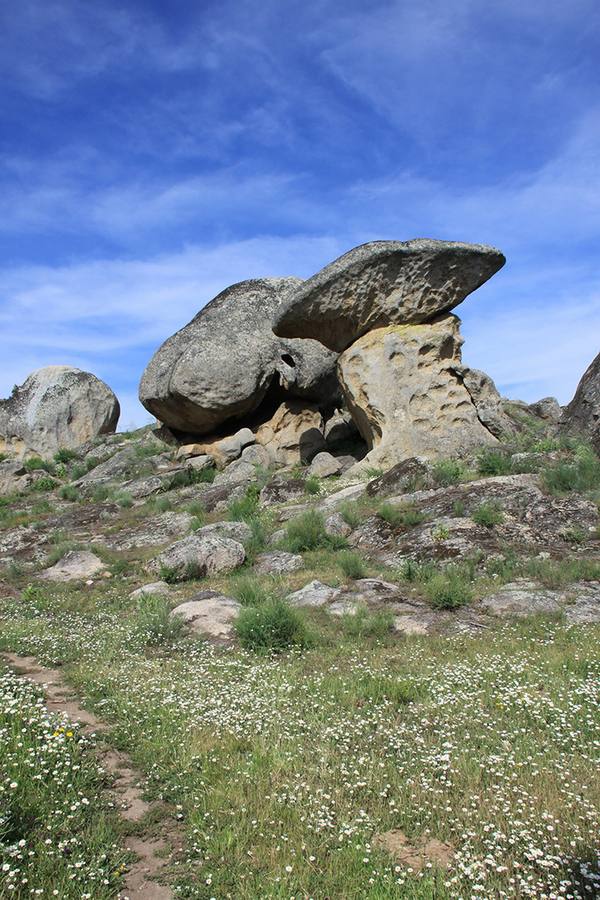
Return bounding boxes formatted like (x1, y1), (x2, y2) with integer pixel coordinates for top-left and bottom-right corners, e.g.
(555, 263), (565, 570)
(154, 533), (245, 578)
(0, 366), (119, 457)
(255, 400), (326, 465)
(286, 580), (341, 607)
(41, 550), (107, 582)
(309, 451), (343, 478)
(529, 396), (562, 422)
(366, 457), (431, 497)
(254, 551), (304, 575)
(171, 591), (241, 639)
(324, 512), (352, 538)
(130, 581), (170, 601)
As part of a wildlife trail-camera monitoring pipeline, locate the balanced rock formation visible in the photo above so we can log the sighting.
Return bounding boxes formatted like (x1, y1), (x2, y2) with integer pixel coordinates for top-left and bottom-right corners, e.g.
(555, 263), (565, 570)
(561, 351), (600, 451)
(273, 239), (505, 352)
(338, 317), (497, 469)
(139, 278), (339, 435)
(0, 366), (120, 457)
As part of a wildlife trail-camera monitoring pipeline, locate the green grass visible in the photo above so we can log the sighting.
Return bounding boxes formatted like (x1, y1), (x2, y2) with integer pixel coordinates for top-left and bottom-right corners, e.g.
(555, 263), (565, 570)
(0, 668), (125, 897)
(282, 510), (347, 552)
(59, 484), (80, 501)
(134, 593), (185, 646)
(54, 448), (79, 464)
(471, 500), (504, 528)
(377, 501), (425, 528)
(432, 458), (465, 486)
(338, 550), (367, 580)
(542, 445), (600, 495)
(230, 572), (277, 606)
(234, 599), (312, 652)
(477, 448), (513, 476)
(423, 569), (473, 609)
(0, 581), (598, 899)
(228, 483), (260, 521)
(304, 474), (321, 495)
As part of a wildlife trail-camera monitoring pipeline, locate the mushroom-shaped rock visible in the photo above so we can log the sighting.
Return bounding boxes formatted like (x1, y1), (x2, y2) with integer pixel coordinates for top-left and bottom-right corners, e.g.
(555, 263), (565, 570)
(139, 278), (340, 435)
(338, 317), (497, 469)
(0, 366), (120, 457)
(273, 239), (505, 352)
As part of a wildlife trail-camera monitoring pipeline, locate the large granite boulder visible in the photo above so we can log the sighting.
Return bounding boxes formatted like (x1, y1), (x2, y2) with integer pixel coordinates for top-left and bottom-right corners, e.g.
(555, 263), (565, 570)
(273, 239), (505, 352)
(562, 351), (600, 451)
(139, 278), (340, 435)
(338, 317), (497, 469)
(0, 366), (120, 457)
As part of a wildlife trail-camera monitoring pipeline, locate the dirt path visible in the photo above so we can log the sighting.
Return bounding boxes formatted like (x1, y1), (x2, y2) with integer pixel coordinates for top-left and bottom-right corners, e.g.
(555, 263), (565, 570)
(1, 652), (179, 899)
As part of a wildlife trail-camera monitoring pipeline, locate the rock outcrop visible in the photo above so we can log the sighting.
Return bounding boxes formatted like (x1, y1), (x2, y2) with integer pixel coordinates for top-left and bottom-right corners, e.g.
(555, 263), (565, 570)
(562, 351), (600, 451)
(338, 317), (497, 469)
(272, 239), (505, 352)
(0, 366), (120, 457)
(139, 278), (339, 435)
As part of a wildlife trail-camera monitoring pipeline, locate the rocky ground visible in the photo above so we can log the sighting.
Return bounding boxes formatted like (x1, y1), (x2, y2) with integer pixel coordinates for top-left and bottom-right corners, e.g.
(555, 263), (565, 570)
(0, 403), (599, 897)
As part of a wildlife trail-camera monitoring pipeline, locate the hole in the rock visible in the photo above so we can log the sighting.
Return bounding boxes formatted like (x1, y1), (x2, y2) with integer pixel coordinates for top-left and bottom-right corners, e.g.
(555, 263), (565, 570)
(281, 353), (296, 368)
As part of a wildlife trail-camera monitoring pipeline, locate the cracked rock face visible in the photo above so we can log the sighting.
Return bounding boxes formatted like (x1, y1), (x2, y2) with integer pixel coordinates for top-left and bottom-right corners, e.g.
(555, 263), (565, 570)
(338, 316), (497, 469)
(139, 278), (340, 435)
(562, 350), (600, 452)
(273, 239), (505, 352)
(0, 366), (120, 457)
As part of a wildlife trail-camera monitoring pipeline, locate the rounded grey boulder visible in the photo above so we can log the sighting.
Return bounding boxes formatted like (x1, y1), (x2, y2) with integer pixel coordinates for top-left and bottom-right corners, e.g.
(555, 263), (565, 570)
(0, 366), (120, 457)
(272, 239), (506, 352)
(139, 277), (340, 435)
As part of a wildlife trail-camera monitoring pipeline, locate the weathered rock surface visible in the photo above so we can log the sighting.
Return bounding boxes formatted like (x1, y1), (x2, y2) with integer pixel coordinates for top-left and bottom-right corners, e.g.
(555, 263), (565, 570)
(41, 550), (107, 582)
(273, 239), (505, 352)
(0, 366), (119, 457)
(286, 580), (342, 607)
(254, 551), (304, 575)
(455, 366), (518, 438)
(366, 457), (432, 497)
(171, 591), (241, 639)
(349, 474), (599, 565)
(104, 512), (194, 551)
(130, 581), (171, 601)
(255, 401), (326, 464)
(259, 475), (307, 507)
(562, 351), (600, 451)
(338, 318), (497, 468)
(529, 397), (562, 423)
(153, 533), (245, 578)
(308, 451), (343, 478)
(178, 428), (255, 468)
(481, 580), (600, 623)
(139, 278), (339, 435)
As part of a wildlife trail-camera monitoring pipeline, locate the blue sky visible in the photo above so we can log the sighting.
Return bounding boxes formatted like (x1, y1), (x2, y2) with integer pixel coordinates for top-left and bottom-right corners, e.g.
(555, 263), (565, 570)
(1, 0), (599, 428)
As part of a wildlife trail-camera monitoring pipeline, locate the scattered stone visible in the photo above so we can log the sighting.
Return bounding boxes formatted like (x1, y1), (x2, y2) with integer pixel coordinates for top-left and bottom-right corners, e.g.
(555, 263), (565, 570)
(273, 238), (505, 352)
(129, 582), (170, 601)
(153, 534), (245, 578)
(240, 443), (273, 467)
(139, 277), (339, 434)
(286, 580), (341, 607)
(366, 457), (431, 497)
(309, 451), (343, 478)
(171, 591), (241, 639)
(0, 366), (119, 457)
(254, 552), (304, 575)
(324, 408), (359, 449)
(324, 512), (352, 538)
(187, 454), (214, 472)
(213, 459), (256, 485)
(338, 317), (497, 469)
(41, 550), (107, 582)
(194, 521), (252, 544)
(563, 582), (600, 624)
(260, 476), (307, 507)
(189, 428), (255, 467)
